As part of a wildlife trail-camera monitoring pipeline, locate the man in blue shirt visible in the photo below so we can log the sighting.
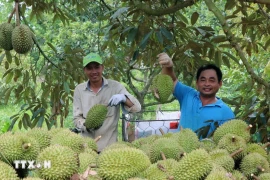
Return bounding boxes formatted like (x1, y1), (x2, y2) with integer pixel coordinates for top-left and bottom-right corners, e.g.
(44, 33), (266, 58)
(157, 52), (235, 138)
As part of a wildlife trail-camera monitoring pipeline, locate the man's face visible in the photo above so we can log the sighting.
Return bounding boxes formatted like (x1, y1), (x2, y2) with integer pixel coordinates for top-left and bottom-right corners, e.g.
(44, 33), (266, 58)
(84, 62), (104, 83)
(196, 69), (222, 98)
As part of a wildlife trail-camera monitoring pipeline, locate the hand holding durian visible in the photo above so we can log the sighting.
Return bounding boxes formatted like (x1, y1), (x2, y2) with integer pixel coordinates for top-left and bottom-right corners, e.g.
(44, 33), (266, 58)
(157, 52), (173, 68)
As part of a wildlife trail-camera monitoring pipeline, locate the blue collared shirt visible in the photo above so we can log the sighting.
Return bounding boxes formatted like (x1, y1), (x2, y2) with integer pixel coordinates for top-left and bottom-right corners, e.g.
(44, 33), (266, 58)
(174, 81), (235, 137)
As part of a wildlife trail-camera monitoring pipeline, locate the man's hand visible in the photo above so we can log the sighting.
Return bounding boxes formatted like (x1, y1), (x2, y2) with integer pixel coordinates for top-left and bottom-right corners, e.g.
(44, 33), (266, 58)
(157, 52), (173, 68)
(108, 94), (127, 106)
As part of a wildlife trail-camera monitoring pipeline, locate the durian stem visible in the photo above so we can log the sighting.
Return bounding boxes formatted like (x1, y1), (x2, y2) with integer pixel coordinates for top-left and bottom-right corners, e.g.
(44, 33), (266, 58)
(157, 163), (166, 172)
(159, 128), (165, 135)
(22, 143), (31, 149)
(15, 2), (20, 26)
(94, 136), (102, 142)
(251, 174), (259, 180)
(161, 151), (166, 160)
(89, 164), (98, 168)
(8, 7), (16, 23)
(230, 148), (243, 158)
(168, 176), (174, 180)
(262, 142), (270, 149)
(246, 124), (252, 131)
(178, 152), (186, 158)
(231, 136), (236, 142)
(257, 166), (265, 172)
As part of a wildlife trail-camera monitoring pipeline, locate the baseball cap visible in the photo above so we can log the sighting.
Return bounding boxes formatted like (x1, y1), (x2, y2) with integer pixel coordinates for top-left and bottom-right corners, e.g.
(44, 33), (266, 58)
(83, 53), (103, 67)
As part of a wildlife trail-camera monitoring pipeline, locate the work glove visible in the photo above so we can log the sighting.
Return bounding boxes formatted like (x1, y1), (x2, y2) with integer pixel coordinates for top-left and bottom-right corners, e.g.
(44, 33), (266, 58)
(108, 94), (127, 106)
(157, 52), (173, 68)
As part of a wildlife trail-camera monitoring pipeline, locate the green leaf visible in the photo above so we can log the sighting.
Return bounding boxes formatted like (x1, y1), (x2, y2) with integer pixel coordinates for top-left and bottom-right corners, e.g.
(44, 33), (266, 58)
(265, 38), (270, 50)
(127, 28), (137, 43)
(191, 12), (199, 25)
(14, 56), (20, 66)
(139, 31), (153, 50)
(63, 82), (70, 93)
(160, 27), (173, 40)
(47, 42), (57, 53)
(5, 50), (12, 63)
(22, 113), (31, 129)
(155, 31), (163, 44)
(4, 61), (9, 69)
(5, 71), (14, 84)
(111, 7), (129, 20)
(211, 35), (227, 43)
(223, 52), (239, 64)
(225, 0), (236, 10)
(0, 53), (5, 65)
(2, 68), (13, 78)
(37, 116), (44, 128)
(4, 87), (14, 104)
(214, 51), (222, 67)
(222, 55), (230, 68)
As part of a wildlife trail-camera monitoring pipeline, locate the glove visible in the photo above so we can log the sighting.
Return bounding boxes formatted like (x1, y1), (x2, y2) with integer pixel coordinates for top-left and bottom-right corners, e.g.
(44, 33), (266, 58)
(108, 94), (127, 106)
(157, 52), (173, 68)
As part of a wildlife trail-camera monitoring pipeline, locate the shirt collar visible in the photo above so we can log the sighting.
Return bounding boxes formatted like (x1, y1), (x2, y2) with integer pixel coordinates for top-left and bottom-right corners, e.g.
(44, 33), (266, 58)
(84, 77), (108, 91)
(196, 92), (223, 107)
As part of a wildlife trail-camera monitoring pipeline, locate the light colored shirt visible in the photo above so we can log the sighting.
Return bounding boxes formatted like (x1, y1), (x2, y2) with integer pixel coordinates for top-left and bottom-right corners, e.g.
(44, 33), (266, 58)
(174, 81), (235, 137)
(73, 77), (141, 151)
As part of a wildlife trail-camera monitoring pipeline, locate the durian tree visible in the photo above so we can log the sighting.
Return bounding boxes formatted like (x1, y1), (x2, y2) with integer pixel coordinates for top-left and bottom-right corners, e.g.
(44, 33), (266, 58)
(0, 0), (269, 143)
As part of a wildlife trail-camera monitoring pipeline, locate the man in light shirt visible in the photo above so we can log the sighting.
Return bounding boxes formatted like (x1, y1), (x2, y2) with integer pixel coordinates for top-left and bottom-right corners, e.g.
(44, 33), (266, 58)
(73, 53), (141, 152)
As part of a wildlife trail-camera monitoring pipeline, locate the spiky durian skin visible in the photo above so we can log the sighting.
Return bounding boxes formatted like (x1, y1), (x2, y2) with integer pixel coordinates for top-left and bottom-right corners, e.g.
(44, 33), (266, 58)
(50, 129), (86, 153)
(0, 23), (14, 50)
(98, 148), (151, 180)
(258, 173), (270, 180)
(26, 127), (52, 150)
(83, 137), (98, 152)
(12, 24), (34, 54)
(205, 165), (231, 180)
(149, 138), (184, 163)
(209, 149), (234, 172)
(141, 159), (177, 180)
(213, 119), (250, 143)
(244, 143), (267, 158)
(78, 152), (98, 174)
(132, 134), (160, 148)
(172, 149), (213, 180)
(199, 138), (216, 152)
(172, 128), (200, 153)
(240, 152), (270, 178)
(0, 160), (20, 180)
(0, 132), (39, 163)
(36, 145), (79, 180)
(217, 133), (247, 160)
(151, 74), (173, 103)
(85, 104), (108, 130)
(232, 170), (247, 180)
(22, 178), (43, 180)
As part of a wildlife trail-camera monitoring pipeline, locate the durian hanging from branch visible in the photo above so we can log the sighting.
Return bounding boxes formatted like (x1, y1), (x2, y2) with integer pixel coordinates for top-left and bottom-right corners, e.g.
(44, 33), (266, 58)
(0, 7), (15, 51)
(11, 1), (34, 54)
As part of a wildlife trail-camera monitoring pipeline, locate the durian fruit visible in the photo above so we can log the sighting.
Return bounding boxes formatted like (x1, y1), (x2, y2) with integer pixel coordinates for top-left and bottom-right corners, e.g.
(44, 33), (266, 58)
(102, 141), (134, 152)
(232, 170), (247, 180)
(258, 173), (270, 180)
(209, 149), (235, 172)
(97, 147), (151, 180)
(83, 137), (98, 152)
(0, 132), (39, 163)
(240, 152), (270, 178)
(213, 119), (251, 144)
(0, 160), (20, 180)
(244, 143), (268, 158)
(149, 137), (184, 163)
(151, 74), (174, 103)
(50, 128), (86, 154)
(199, 138), (216, 152)
(132, 134), (160, 148)
(78, 151), (98, 174)
(140, 159), (177, 180)
(12, 24), (34, 54)
(85, 104), (108, 130)
(172, 128), (200, 153)
(35, 145), (79, 180)
(22, 178), (44, 180)
(0, 22), (14, 50)
(217, 133), (247, 160)
(26, 127), (52, 150)
(172, 149), (213, 180)
(205, 165), (232, 180)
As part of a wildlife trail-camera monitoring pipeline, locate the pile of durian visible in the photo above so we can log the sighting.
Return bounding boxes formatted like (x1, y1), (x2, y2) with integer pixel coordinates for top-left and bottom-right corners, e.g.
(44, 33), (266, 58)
(0, 119), (270, 180)
(0, 22), (34, 54)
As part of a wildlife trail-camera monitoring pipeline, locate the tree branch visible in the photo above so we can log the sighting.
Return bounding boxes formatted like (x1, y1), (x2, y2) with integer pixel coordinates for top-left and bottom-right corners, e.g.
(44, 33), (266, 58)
(133, 0), (196, 16)
(8, 7), (16, 23)
(204, 0), (270, 89)
(258, 4), (270, 20)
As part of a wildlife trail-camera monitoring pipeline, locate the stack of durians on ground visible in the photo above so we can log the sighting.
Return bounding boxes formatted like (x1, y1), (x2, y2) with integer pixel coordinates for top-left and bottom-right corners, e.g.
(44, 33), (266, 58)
(0, 119), (270, 180)
(0, 22), (34, 54)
